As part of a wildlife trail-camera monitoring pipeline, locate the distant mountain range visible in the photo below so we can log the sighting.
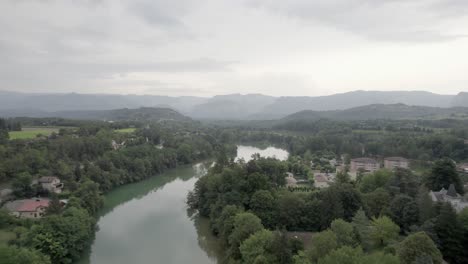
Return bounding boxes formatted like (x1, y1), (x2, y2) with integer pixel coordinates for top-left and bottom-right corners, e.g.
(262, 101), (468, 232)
(55, 107), (192, 122)
(1, 90), (467, 120)
(282, 104), (468, 121)
(0, 106), (191, 122)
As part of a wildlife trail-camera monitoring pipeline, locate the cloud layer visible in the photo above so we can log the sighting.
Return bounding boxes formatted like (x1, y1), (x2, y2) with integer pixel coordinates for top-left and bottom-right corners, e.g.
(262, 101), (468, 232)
(1, 0), (467, 96)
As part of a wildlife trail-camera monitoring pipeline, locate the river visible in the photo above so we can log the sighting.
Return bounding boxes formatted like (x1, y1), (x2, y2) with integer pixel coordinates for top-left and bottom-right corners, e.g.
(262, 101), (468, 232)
(78, 145), (288, 264)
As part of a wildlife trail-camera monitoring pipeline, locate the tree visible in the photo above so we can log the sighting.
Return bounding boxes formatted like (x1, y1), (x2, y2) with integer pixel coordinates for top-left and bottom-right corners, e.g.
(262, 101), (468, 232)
(12, 172), (34, 198)
(397, 232), (443, 264)
(306, 230), (338, 262)
(335, 171), (350, 184)
(228, 212), (264, 259)
(27, 207), (95, 264)
(416, 186), (434, 225)
(240, 229), (276, 264)
(330, 219), (357, 247)
(351, 209), (371, 250)
(73, 180), (103, 214)
(0, 246), (51, 264)
(458, 208), (468, 231)
(426, 158), (463, 194)
(361, 252), (399, 264)
(45, 194), (62, 215)
(362, 188), (390, 218)
(370, 216), (399, 248)
(359, 169), (392, 193)
(434, 203), (464, 264)
(293, 251), (312, 264)
(317, 246), (362, 264)
(389, 195), (419, 232)
(271, 230), (294, 264)
(0, 209), (16, 228)
(213, 205), (243, 246)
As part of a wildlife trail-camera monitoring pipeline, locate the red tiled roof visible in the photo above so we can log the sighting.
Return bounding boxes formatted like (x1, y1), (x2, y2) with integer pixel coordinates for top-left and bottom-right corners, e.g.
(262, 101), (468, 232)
(17, 199), (49, 212)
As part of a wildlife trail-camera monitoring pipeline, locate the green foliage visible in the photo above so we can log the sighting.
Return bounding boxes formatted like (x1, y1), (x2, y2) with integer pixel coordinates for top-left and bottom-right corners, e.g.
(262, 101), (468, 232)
(458, 208), (468, 231)
(397, 232), (443, 264)
(389, 195), (419, 232)
(306, 230), (338, 262)
(0, 245), (51, 264)
(249, 190), (276, 228)
(359, 170), (392, 193)
(317, 246), (363, 264)
(370, 216), (400, 248)
(434, 203), (465, 264)
(351, 209), (372, 250)
(12, 172), (34, 198)
(228, 212), (264, 259)
(426, 158), (464, 194)
(362, 188), (390, 218)
(0, 209), (16, 228)
(330, 219), (357, 247)
(240, 229), (275, 264)
(45, 194), (63, 216)
(73, 180), (103, 214)
(27, 207), (95, 264)
(416, 186), (434, 225)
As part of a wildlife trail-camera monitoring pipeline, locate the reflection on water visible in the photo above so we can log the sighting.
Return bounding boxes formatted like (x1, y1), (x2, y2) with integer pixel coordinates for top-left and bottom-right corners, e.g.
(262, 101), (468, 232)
(78, 161), (219, 264)
(236, 145), (289, 161)
(78, 146), (288, 264)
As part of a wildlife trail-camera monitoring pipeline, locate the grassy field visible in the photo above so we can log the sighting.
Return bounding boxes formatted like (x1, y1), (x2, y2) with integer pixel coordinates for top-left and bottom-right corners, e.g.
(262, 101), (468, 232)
(9, 127), (61, 139)
(115, 128), (136, 133)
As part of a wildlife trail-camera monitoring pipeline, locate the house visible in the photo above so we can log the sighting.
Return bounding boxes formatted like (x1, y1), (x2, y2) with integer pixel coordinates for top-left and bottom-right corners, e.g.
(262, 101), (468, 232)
(457, 163), (468, 174)
(384, 157), (409, 170)
(111, 140), (126, 150)
(3, 198), (50, 218)
(285, 172), (298, 187)
(38, 176), (63, 194)
(429, 184), (468, 213)
(350, 158), (380, 173)
(314, 173), (335, 188)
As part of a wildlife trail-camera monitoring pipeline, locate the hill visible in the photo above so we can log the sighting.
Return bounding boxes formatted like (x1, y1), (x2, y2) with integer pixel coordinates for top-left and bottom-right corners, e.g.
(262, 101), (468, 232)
(0, 107), (191, 122)
(282, 104), (468, 121)
(1, 90), (467, 120)
(253, 91), (456, 119)
(54, 107), (192, 122)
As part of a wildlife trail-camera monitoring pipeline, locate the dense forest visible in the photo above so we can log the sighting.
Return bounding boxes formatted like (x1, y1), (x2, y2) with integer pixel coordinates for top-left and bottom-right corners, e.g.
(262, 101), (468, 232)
(188, 153), (468, 264)
(0, 117), (226, 263)
(0, 115), (467, 263)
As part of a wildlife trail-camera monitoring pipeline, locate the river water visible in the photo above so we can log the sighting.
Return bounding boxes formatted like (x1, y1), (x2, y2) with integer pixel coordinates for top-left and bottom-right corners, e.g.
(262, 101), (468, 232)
(78, 145), (288, 264)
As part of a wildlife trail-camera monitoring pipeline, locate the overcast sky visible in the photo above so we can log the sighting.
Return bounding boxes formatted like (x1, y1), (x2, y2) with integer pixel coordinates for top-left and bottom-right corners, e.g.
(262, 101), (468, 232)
(1, 0), (468, 97)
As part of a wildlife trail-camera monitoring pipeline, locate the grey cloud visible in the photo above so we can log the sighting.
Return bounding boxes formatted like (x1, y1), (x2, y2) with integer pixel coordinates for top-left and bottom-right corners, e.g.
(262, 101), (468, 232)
(247, 0), (468, 42)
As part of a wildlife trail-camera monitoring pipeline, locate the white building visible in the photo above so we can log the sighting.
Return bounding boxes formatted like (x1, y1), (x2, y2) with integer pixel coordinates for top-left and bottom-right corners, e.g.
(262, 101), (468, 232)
(38, 176), (63, 194)
(350, 158), (380, 173)
(429, 184), (468, 213)
(384, 157), (409, 170)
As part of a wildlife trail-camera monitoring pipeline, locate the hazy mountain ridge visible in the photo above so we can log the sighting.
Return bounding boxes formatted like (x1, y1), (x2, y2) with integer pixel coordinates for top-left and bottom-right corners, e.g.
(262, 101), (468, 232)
(282, 103), (468, 121)
(1, 90), (467, 120)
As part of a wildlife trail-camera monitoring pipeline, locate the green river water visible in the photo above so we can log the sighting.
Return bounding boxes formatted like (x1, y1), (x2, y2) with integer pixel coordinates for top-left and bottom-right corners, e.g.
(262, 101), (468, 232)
(77, 145), (288, 264)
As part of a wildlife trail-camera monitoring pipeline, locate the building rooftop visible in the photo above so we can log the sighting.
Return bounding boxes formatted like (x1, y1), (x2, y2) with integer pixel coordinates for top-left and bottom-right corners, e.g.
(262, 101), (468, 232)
(384, 157), (408, 162)
(351, 157), (378, 164)
(314, 175), (328, 183)
(17, 199), (50, 212)
(38, 176), (59, 183)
